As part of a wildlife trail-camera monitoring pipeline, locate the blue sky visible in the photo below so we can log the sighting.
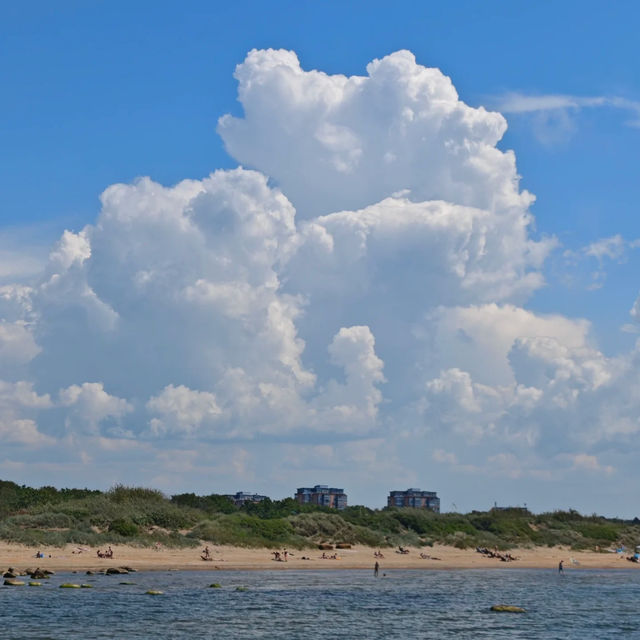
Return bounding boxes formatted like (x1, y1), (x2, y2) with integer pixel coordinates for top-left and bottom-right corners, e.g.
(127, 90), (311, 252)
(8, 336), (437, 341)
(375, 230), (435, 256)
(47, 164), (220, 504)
(1, 2), (639, 515)
(3, 1), (639, 348)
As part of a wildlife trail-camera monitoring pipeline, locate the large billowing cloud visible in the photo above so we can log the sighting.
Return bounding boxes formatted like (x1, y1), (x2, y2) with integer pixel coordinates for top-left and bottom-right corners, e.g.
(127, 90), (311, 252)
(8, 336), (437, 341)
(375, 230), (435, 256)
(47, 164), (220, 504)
(219, 49), (533, 219)
(0, 49), (637, 512)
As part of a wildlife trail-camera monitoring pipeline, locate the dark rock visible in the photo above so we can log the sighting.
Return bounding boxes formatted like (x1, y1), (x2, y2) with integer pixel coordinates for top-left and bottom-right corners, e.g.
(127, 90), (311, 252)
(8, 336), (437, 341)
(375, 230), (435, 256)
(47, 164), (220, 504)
(30, 570), (48, 579)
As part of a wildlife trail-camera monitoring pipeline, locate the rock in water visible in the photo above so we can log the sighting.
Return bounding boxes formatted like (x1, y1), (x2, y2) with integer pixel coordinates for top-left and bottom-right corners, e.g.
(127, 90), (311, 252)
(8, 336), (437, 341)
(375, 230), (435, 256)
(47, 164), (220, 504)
(4, 579), (25, 586)
(59, 583), (81, 589)
(28, 581), (42, 587)
(145, 590), (163, 595)
(30, 570), (48, 579)
(490, 605), (526, 613)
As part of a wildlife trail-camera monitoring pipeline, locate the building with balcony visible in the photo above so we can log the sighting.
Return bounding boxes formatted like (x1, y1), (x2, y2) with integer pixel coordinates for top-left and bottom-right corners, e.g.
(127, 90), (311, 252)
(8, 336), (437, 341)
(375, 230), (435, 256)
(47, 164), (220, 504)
(387, 488), (440, 512)
(226, 491), (268, 507)
(295, 485), (347, 510)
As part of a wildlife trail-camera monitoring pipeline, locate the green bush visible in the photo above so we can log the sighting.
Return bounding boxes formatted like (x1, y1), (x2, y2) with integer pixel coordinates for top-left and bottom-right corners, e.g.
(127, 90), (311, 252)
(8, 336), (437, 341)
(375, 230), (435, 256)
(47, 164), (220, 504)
(108, 519), (139, 537)
(3, 478), (640, 551)
(575, 522), (618, 542)
(107, 485), (166, 504)
(7, 512), (75, 530)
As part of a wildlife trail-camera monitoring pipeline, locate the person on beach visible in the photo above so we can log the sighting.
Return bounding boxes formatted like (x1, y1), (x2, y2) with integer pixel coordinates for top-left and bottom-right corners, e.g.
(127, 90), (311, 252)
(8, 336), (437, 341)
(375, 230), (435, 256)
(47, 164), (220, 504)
(558, 560), (564, 573)
(374, 561), (379, 577)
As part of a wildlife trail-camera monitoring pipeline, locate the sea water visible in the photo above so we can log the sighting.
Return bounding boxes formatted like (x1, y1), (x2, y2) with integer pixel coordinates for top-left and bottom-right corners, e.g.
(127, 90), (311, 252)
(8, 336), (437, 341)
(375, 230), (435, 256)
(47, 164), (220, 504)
(1, 568), (639, 639)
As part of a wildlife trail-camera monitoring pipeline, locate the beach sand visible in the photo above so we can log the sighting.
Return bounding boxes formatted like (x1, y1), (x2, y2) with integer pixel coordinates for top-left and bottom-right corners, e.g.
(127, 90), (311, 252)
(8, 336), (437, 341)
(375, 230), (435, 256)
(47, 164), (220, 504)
(2, 542), (637, 573)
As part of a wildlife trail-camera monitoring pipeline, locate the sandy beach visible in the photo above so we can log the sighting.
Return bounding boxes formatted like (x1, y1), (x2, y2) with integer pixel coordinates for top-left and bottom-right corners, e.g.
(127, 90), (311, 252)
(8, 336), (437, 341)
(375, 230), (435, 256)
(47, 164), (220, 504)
(2, 542), (638, 573)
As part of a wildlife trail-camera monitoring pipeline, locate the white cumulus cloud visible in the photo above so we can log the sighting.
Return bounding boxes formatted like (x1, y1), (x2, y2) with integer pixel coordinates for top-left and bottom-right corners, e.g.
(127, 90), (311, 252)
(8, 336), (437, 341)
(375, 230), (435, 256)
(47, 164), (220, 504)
(1, 48), (639, 512)
(219, 49), (534, 218)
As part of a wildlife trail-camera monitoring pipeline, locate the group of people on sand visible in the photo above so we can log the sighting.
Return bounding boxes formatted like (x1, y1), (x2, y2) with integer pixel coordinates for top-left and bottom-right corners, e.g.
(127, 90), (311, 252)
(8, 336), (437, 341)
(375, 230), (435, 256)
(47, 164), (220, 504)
(271, 549), (290, 562)
(96, 546), (114, 559)
(476, 546), (517, 562)
(396, 546), (410, 554)
(373, 550), (384, 558)
(320, 551), (340, 560)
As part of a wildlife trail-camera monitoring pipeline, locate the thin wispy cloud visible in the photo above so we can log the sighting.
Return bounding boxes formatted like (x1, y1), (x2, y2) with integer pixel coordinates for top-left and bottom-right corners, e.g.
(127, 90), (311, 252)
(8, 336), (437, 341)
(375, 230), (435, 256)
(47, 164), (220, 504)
(562, 234), (640, 290)
(496, 93), (640, 126)
(491, 92), (640, 145)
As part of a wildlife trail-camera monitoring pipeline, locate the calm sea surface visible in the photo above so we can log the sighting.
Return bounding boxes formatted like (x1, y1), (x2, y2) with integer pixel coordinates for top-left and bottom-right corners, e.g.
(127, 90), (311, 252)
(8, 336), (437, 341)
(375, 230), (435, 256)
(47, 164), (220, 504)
(2, 568), (639, 639)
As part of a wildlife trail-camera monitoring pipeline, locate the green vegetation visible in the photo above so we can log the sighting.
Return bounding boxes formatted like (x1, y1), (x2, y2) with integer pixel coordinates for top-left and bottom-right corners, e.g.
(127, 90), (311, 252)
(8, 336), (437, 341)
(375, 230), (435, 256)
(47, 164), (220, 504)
(0, 479), (638, 551)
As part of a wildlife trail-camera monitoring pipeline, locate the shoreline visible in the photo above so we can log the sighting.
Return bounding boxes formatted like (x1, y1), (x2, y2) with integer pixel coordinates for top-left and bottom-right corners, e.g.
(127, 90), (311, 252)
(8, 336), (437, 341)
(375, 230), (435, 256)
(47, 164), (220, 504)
(3, 542), (639, 574)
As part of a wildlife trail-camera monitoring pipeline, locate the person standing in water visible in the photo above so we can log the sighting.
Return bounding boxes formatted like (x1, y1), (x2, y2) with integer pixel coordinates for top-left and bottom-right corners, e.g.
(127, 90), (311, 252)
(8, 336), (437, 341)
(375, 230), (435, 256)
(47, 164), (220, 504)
(374, 561), (379, 577)
(558, 560), (564, 573)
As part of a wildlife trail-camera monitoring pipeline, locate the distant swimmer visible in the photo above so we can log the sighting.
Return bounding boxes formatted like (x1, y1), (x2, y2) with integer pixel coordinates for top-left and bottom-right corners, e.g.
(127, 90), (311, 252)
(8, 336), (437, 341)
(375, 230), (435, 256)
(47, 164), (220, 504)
(558, 560), (564, 573)
(374, 561), (379, 577)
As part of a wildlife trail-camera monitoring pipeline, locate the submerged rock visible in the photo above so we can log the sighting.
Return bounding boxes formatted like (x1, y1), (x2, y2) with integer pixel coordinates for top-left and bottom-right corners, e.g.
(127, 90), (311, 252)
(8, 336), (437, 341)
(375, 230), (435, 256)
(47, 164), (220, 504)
(209, 583), (222, 588)
(59, 583), (81, 589)
(81, 584), (93, 588)
(106, 568), (128, 575)
(490, 605), (526, 613)
(4, 579), (25, 586)
(28, 581), (42, 587)
(145, 590), (163, 595)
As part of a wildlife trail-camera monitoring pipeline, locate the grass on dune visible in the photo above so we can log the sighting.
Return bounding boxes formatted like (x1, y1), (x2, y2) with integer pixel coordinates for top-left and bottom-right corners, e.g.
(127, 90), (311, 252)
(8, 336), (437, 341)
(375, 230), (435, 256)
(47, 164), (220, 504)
(1, 479), (639, 551)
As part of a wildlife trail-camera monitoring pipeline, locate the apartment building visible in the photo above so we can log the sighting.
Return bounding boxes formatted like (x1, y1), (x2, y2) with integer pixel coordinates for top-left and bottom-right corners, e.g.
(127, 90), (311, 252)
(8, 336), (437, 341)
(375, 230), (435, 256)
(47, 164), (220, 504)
(387, 488), (440, 512)
(295, 485), (347, 510)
